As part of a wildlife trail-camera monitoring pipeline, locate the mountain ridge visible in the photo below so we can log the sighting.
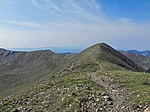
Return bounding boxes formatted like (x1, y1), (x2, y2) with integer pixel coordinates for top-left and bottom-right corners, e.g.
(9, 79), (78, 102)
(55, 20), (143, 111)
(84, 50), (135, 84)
(127, 50), (150, 57)
(0, 48), (75, 98)
(0, 43), (150, 112)
(121, 50), (150, 71)
(77, 43), (144, 72)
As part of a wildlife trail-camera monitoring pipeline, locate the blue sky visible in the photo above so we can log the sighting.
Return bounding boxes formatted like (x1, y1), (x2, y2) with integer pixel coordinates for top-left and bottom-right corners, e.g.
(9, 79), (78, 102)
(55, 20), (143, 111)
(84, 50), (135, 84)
(0, 0), (150, 51)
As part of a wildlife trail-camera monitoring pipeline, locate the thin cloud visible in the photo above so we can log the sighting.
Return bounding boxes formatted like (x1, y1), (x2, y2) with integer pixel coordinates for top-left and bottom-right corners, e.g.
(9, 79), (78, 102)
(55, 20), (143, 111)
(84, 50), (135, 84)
(0, 21), (43, 29)
(0, 0), (150, 50)
(119, 17), (132, 22)
(28, 0), (103, 23)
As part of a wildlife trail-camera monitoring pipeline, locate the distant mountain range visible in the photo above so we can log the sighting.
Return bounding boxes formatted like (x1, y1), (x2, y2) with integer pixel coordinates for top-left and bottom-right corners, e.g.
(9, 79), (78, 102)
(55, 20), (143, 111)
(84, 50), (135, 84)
(121, 50), (150, 72)
(121, 50), (150, 71)
(127, 50), (150, 57)
(8, 47), (150, 57)
(8, 47), (82, 54)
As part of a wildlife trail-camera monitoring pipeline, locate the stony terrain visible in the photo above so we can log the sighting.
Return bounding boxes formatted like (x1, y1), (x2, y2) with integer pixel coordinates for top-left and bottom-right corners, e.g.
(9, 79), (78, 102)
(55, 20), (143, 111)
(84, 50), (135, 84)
(0, 43), (150, 112)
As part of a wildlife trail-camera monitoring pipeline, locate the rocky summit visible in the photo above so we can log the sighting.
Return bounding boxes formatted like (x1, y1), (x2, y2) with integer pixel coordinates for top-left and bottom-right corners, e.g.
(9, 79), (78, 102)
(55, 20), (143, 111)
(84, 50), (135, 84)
(0, 43), (150, 112)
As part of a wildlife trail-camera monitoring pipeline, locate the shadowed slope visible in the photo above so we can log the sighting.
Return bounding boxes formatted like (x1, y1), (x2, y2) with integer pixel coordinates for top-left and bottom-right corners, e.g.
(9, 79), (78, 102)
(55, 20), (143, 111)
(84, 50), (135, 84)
(121, 51), (150, 71)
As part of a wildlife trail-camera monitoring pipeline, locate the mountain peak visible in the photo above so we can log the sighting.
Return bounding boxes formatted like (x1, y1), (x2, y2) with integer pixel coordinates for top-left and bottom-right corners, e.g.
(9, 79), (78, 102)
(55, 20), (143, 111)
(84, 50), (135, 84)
(96, 42), (109, 46)
(77, 43), (144, 72)
(90, 42), (111, 48)
(91, 42), (114, 53)
(78, 43), (115, 58)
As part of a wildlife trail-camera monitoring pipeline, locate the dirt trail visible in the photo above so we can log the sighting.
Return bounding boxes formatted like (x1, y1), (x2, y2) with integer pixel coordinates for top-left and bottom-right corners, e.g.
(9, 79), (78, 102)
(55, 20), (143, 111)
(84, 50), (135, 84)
(91, 73), (132, 112)
(91, 60), (133, 112)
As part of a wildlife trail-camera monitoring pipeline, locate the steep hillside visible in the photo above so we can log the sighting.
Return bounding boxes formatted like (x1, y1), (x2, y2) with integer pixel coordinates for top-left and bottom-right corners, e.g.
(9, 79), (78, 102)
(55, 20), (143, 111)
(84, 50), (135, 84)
(121, 51), (150, 71)
(0, 49), (75, 98)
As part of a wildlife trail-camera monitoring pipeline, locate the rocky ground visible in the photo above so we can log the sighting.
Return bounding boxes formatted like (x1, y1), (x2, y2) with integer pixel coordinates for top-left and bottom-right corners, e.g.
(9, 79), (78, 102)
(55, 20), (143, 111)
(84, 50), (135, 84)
(0, 60), (150, 112)
(91, 72), (150, 112)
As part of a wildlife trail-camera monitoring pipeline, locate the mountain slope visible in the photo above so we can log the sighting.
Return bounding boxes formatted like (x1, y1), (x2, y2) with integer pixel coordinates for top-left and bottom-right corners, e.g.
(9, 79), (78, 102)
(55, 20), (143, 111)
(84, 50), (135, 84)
(0, 43), (145, 98)
(76, 43), (144, 72)
(121, 51), (150, 71)
(0, 49), (75, 98)
(0, 43), (150, 112)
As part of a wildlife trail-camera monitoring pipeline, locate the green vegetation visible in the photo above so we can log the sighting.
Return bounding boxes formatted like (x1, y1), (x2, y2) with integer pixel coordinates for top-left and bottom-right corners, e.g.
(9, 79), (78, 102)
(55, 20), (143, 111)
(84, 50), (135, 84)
(0, 43), (150, 111)
(94, 60), (150, 110)
(0, 50), (75, 99)
(0, 71), (106, 112)
(104, 70), (150, 104)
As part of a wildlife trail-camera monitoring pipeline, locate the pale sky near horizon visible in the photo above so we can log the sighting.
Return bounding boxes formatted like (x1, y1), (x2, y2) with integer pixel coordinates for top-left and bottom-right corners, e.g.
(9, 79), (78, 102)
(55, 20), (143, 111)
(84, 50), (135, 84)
(0, 0), (150, 50)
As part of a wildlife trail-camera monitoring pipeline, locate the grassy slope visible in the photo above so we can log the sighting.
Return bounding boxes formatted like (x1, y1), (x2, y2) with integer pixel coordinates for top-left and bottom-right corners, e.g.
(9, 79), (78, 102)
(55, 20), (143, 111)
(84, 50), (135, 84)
(0, 44), (150, 111)
(95, 60), (150, 106)
(0, 60), (107, 112)
(0, 50), (75, 99)
(0, 59), (150, 111)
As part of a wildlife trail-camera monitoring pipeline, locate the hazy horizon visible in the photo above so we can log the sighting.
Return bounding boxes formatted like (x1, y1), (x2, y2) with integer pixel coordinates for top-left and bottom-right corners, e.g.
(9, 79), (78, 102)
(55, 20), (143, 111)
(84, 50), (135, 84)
(1, 43), (150, 54)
